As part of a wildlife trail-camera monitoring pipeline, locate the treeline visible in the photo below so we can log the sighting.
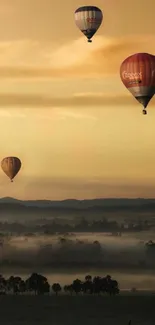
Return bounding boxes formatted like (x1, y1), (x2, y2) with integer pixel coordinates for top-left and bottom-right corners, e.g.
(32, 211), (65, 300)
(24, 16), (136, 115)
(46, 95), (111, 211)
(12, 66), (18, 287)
(45, 218), (151, 234)
(0, 218), (152, 235)
(0, 273), (119, 296)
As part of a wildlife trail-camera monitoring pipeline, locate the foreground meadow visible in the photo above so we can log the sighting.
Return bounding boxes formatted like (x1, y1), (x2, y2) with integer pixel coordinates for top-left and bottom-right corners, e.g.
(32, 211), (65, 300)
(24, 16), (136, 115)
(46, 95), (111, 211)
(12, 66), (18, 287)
(0, 294), (154, 325)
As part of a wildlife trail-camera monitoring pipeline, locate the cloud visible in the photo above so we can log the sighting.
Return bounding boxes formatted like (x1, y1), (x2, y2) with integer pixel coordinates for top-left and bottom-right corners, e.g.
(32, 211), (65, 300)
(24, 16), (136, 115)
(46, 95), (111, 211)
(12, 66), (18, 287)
(0, 92), (153, 108)
(0, 109), (26, 118)
(46, 36), (105, 68)
(54, 109), (97, 120)
(0, 35), (155, 79)
(86, 35), (155, 76)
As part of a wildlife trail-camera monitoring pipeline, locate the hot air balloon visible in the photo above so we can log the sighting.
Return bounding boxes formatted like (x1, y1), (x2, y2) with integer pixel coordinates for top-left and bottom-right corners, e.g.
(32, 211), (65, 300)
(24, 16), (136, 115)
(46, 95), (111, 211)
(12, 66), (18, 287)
(1, 157), (21, 182)
(120, 53), (155, 114)
(74, 6), (103, 42)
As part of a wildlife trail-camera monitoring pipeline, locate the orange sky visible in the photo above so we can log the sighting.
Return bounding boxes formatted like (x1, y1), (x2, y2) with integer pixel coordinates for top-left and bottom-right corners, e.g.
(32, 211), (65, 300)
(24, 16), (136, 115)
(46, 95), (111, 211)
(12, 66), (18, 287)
(0, 0), (155, 200)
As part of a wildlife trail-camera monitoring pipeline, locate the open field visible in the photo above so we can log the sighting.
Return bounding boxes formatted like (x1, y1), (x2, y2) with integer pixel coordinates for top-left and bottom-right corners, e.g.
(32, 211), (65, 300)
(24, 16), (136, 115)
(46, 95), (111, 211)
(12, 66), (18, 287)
(0, 294), (154, 325)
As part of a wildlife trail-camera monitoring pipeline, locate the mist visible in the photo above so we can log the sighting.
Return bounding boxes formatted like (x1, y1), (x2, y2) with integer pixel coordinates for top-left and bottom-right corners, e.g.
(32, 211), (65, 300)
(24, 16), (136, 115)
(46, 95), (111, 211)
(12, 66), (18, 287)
(0, 232), (154, 272)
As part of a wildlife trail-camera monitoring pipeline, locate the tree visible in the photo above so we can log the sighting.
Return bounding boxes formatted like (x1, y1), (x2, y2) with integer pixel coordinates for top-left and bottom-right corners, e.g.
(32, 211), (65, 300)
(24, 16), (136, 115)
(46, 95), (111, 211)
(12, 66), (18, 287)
(72, 279), (82, 294)
(0, 275), (7, 294)
(85, 275), (92, 281)
(52, 283), (61, 295)
(105, 277), (119, 296)
(0, 272), (120, 297)
(83, 276), (93, 294)
(92, 276), (102, 294)
(7, 276), (23, 294)
(25, 273), (50, 295)
(64, 284), (73, 295)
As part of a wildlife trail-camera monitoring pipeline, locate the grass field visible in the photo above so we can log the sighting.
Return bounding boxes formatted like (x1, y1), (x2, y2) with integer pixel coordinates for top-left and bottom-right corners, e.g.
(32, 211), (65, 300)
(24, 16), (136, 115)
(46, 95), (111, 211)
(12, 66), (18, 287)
(0, 294), (154, 325)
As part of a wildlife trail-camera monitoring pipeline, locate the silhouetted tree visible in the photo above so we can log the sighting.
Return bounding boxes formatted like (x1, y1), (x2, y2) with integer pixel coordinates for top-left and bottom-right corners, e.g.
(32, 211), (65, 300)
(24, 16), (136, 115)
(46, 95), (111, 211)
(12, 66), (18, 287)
(52, 283), (61, 295)
(85, 275), (92, 281)
(25, 273), (50, 295)
(0, 275), (7, 293)
(7, 276), (23, 294)
(83, 275), (93, 294)
(72, 279), (82, 294)
(106, 278), (119, 295)
(0, 272), (120, 297)
(92, 276), (102, 294)
(64, 284), (74, 295)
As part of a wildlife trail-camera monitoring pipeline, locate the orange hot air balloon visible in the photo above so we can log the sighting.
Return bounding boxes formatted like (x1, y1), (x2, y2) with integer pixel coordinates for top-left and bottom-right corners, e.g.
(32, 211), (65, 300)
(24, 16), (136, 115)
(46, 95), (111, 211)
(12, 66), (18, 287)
(120, 53), (155, 115)
(1, 157), (21, 182)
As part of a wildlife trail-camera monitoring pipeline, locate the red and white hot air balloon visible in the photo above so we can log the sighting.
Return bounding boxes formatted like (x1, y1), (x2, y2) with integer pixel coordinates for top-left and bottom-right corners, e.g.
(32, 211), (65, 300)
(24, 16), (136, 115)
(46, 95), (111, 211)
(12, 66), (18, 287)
(120, 53), (155, 114)
(74, 6), (103, 43)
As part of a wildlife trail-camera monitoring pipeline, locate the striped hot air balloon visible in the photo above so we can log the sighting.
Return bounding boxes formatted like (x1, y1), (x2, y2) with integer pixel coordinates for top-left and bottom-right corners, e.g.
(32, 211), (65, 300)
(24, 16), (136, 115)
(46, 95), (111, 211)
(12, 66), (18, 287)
(1, 156), (21, 182)
(120, 53), (155, 114)
(74, 6), (103, 42)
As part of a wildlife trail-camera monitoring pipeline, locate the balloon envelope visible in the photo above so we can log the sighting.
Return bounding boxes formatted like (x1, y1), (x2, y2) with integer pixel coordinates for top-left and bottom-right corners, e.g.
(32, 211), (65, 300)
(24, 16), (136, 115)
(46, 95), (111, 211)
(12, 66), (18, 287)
(74, 6), (103, 42)
(1, 157), (21, 182)
(120, 53), (155, 110)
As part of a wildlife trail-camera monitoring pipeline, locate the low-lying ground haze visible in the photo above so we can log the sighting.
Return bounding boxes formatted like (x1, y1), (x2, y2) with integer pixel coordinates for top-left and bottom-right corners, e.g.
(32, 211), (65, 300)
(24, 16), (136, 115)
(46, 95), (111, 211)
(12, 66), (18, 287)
(1, 231), (155, 290)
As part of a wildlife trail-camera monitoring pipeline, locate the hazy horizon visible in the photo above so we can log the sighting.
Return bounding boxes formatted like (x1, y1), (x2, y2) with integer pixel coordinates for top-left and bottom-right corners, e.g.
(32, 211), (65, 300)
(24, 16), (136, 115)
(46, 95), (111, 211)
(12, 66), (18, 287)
(2, 196), (155, 201)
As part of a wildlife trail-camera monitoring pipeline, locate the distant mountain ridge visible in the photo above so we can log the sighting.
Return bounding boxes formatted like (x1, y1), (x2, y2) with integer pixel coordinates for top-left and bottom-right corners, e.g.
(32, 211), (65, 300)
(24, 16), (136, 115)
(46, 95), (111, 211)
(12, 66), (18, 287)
(0, 197), (155, 222)
(0, 197), (155, 209)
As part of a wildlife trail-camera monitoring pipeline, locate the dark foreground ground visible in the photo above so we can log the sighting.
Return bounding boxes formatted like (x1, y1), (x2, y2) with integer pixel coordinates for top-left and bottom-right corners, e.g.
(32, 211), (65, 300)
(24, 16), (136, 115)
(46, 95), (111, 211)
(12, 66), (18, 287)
(0, 294), (154, 325)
